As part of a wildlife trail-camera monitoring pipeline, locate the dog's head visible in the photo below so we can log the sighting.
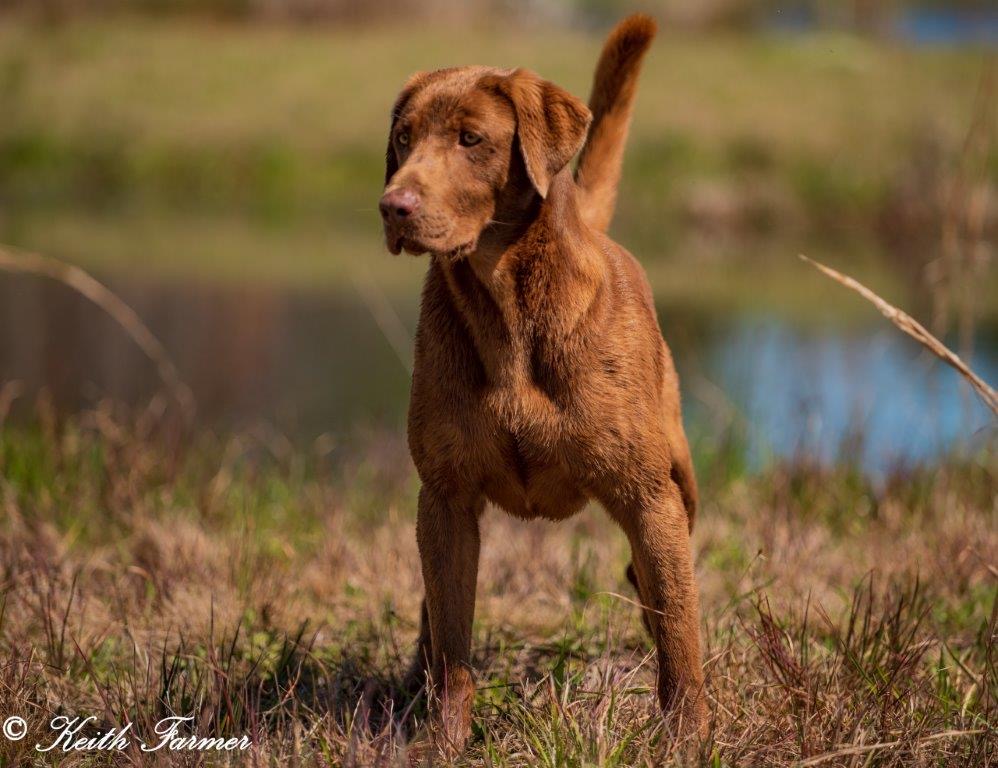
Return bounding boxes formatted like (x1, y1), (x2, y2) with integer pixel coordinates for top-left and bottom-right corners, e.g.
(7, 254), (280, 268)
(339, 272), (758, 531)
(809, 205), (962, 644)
(380, 66), (591, 258)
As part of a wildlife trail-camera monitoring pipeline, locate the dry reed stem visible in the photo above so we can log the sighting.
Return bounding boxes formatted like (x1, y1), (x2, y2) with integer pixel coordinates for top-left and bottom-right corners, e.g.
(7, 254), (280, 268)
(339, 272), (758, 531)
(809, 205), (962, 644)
(800, 254), (998, 416)
(0, 243), (195, 418)
(350, 266), (413, 375)
(797, 729), (987, 766)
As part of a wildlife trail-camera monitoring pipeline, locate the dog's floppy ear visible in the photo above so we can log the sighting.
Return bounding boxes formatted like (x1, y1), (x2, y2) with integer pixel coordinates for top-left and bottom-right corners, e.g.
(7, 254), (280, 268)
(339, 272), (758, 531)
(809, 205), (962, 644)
(385, 72), (429, 186)
(491, 69), (592, 198)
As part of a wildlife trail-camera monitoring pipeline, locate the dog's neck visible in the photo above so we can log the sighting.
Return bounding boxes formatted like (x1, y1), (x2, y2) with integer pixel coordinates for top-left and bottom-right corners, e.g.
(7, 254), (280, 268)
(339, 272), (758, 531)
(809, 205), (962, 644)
(435, 171), (607, 376)
(468, 170), (604, 288)
(463, 162), (542, 280)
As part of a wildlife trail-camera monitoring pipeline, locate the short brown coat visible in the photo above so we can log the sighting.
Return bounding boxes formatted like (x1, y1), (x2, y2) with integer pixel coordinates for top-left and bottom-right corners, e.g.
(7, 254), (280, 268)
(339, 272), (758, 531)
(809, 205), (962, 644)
(380, 15), (705, 753)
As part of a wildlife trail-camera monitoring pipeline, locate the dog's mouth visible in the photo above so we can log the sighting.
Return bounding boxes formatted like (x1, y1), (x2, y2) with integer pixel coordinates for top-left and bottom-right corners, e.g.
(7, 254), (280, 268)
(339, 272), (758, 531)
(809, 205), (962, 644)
(386, 232), (423, 256)
(385, 224), (475, 259)
(384, 221), (436, 256)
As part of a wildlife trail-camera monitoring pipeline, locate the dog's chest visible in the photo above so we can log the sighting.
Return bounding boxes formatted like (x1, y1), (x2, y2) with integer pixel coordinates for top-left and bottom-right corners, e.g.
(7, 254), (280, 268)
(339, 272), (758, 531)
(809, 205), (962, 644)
(481, 437), (589, 521)
(476, 385), (590, 520)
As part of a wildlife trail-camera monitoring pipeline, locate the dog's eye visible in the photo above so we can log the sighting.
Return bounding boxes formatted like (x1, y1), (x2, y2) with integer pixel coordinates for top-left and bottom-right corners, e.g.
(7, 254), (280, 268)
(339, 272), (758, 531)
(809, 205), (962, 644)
(397, 132), (410, 147)
(459, 131), (482, 147)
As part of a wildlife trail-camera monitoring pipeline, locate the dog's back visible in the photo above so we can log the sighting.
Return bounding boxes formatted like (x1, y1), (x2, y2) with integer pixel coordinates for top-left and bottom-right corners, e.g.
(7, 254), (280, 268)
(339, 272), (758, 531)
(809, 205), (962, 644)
(576, 16), (700, 528)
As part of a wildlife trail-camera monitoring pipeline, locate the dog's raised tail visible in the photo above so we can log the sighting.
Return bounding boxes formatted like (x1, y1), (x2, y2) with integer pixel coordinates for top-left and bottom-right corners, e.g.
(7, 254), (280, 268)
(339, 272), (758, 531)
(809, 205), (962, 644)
(575, 14), (656, 233)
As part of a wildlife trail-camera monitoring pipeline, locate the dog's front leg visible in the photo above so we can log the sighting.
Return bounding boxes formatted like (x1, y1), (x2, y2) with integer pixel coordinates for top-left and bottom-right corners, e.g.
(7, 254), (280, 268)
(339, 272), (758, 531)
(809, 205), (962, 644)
(612, 485), (706, 737)
(415, 484), (482, 754)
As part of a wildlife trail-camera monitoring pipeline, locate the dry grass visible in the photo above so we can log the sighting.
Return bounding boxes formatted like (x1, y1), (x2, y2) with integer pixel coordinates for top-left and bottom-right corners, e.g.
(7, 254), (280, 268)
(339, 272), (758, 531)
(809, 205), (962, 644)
(0, 244), (195, 417)
(0, 403), (995, 766)
(801, 254), (998, 415)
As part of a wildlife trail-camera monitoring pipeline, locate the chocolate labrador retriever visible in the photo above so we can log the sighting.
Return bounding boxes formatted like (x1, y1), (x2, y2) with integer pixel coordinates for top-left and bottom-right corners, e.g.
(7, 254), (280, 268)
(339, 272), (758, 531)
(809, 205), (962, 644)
(379, 14), (704, 753)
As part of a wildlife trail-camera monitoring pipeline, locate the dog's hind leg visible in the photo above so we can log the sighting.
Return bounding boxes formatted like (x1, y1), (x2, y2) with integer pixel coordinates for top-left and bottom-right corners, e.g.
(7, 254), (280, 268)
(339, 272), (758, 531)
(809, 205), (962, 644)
(403, 599), (432, 696)
(625, 561), (653, 638)
(669, 436), (699, 533)
(609, 483), (706, 736)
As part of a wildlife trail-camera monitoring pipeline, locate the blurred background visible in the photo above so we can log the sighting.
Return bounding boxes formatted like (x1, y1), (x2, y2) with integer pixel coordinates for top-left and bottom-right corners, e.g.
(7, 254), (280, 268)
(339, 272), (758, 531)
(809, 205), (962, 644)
(0, 0), (995, 475)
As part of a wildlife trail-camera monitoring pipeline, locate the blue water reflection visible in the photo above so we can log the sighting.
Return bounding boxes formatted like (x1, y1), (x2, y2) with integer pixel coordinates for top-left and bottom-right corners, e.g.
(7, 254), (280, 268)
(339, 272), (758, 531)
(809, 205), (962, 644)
(682, 316), (996, 471)
(1, 274), (994, 474)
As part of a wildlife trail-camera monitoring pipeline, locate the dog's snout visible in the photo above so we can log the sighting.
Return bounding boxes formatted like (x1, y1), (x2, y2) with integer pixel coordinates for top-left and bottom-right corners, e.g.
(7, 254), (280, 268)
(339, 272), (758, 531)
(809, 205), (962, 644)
(379, 188), (421, 222)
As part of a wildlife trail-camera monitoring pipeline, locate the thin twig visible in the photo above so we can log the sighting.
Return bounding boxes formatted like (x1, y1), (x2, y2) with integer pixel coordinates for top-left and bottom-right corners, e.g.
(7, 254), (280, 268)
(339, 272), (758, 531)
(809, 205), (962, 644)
(797, 729), (986, 766)
(0, 244), (195, 419)
(800, 254), (997, 416)
(350, 266), (413, 375)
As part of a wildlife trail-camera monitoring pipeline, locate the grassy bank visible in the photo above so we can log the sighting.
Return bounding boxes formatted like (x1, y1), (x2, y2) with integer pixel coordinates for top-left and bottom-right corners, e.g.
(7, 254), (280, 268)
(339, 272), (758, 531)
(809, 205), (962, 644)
(0, 19), (991, 236)
(0, 405), (994, 765)
(1, 18), (996, 328)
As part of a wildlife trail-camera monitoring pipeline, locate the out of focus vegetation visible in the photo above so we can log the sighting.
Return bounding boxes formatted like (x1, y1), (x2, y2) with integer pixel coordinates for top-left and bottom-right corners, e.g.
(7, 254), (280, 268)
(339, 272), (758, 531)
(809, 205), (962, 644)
(3, 0), (997, 30)
(0, 17), (994, 286)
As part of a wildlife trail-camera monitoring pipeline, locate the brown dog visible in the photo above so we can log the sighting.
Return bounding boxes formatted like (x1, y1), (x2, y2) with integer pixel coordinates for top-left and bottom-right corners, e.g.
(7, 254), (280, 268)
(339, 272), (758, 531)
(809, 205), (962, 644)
(380, 15), (704, 752)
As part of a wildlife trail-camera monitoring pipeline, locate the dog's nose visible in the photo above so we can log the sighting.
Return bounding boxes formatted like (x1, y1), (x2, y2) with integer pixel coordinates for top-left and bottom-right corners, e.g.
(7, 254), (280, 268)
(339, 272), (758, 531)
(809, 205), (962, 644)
(379, 188), (420, 221)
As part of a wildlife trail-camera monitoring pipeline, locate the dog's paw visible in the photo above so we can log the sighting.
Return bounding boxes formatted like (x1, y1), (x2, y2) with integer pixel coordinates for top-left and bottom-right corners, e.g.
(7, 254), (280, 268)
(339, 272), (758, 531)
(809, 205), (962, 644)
(426, 666), (475, 758)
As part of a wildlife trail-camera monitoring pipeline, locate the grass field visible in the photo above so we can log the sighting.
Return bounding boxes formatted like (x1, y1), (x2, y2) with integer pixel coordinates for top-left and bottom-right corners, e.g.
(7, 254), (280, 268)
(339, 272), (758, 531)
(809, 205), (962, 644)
(0, 19), (992, 244)
(0, 20), (982, 160)
(1, 17), (996, 323)
(1, 17), (996, 767)
(0, 406), (994, 766)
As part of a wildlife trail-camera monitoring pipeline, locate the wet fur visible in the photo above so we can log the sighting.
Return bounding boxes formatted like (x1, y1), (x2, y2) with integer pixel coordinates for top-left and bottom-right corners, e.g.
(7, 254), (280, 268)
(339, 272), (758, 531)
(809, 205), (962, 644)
(381, 14), (705, 753)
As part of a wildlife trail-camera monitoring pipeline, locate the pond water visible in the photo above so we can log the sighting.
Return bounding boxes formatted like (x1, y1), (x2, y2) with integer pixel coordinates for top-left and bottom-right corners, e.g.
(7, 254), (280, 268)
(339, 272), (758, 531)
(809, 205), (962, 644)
(1, 266), (994, 474)
(766, 6), (998, 46)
